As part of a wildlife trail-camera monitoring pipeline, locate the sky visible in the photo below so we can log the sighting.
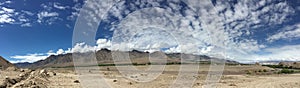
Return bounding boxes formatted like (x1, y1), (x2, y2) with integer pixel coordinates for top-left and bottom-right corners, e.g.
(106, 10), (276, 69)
(1, 0), (300, 63)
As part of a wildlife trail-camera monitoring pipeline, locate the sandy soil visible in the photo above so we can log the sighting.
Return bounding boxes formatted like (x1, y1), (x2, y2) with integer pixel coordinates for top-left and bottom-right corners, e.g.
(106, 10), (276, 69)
(1, 65), (300, 88)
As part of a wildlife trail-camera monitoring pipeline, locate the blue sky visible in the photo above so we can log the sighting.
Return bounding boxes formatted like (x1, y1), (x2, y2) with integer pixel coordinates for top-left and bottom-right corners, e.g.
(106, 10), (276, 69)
(1, 0), (300, 63)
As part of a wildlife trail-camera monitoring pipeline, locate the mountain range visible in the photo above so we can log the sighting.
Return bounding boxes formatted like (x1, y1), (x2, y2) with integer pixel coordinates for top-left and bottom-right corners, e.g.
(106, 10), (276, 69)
(13, 49), (240, 69)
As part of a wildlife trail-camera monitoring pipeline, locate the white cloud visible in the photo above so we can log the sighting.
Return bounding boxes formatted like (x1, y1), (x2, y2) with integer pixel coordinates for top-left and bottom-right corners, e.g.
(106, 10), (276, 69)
(0, 7), (15, 24)
(10, 48), (72, 63)
(37, 11), (59, 24)
(10, 39), (112, 63)
(53, 2), (69, 10)
(2, 7), (14, 13)
(10, 53), (49, 63)
(0, 14), (14, 23)
(9, 0), (300, 63)
(20, 23), (32, 27)
(76, 0), (296, 62)
(21, 10), (34, 16)
(231, 44), (300, 63)
(40, 3), (53, 11)
(96, 39), (111, 50)
(267, 23), (300, 42)
(0, 1), (12, 5)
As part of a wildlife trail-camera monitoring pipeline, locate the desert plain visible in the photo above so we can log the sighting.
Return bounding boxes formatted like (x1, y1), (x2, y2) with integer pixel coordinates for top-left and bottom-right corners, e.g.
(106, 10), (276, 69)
(1, 64), (300, 88)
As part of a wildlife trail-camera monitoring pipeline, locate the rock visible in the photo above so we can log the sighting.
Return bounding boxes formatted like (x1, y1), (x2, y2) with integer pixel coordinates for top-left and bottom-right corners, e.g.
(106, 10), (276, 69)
(255, 62), (260, 66)
(103, 72), (108, 75)
(130, 75), (138, 78)
(0, 82), (7, 88)
(74, 80), (80, 83)
(13, 77), (22, 83)
(20, 69), (25, 72)
(53, 72), (56, 76)
(113, 79), (117, 82)
(129, 82), (133, 85)
(19, 73), (27, 78)
(140, 73), (148, 76)
(39, 69), (47, 74)
(5, 77), (17, 85)
(6, 66), (18, 71)
(229, 83), (237, 86)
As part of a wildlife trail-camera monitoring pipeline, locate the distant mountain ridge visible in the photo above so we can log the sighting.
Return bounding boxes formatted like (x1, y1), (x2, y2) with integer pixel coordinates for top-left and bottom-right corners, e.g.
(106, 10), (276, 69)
(15, 48), (240, 69)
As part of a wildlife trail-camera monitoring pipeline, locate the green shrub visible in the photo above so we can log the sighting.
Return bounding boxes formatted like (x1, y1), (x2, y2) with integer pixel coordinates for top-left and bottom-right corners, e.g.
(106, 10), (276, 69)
(245, 70), (251, 75)
(258, 70), (262, 72)
(279, 69), (294, 74)
(263, 69), (268, 72)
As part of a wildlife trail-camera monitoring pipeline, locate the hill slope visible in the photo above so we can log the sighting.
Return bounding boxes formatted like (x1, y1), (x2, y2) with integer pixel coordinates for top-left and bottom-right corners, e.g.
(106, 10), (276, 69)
(0, 56), (16, 69)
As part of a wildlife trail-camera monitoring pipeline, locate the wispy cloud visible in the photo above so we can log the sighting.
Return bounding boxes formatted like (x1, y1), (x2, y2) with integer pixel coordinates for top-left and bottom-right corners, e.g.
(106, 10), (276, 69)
(37, 11), (59, 24)
(267, 23), (300, 42)
(20, 23), (32, 27)
(53, 2), (69, 10)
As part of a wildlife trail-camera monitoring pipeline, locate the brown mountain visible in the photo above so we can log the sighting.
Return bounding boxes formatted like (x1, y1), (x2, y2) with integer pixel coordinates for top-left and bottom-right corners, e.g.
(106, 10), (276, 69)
(15, 49), (239, 69)
(0, 56), (16, 70)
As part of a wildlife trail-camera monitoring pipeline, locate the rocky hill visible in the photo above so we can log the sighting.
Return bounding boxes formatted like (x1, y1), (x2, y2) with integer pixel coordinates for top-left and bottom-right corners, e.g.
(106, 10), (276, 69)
(15, 49), (240, 69)
(0, 56), (16, 70)
(278, 61), (300, 68)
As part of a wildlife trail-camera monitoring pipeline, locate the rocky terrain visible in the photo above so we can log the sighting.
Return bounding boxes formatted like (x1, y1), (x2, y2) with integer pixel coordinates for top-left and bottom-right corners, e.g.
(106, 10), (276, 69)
(1, 51), (299, 88)
(0, 67), (60, 88)
(278, 61), (300, 68)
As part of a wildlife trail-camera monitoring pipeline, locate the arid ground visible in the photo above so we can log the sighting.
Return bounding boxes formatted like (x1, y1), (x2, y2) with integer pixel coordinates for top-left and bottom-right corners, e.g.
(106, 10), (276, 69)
(1, 65), (300, 88)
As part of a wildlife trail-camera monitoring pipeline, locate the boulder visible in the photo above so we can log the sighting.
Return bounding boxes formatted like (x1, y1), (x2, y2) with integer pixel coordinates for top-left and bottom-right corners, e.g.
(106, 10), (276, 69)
(5, 66), (18, 71)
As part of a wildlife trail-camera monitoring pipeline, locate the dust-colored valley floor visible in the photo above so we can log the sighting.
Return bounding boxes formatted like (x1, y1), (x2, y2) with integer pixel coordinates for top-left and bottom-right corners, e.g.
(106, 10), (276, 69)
(1, 65), (300, 88)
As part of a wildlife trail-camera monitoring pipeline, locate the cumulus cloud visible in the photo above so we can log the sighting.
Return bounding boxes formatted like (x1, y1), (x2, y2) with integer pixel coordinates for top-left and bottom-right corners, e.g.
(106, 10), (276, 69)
(229, 44), (300, 63)
(8, 0), (300, 63)
(0, 0), (83, 26)
(77, 0), (298, 62)
(10, 39), (111, 63)
(0, 7), (15, 24)
(0, 14), (14, 23)
(10, 53), (49, 63)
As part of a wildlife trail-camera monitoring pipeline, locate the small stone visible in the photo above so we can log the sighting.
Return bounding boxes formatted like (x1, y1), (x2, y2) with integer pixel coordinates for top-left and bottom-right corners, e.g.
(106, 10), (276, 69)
(6, 78), (17, 84)
(74, 80), (80, 83)
(130, 75), (137, 78)
(20, 69), (25, 72)
(113, 79), (117, 82)
(40, 69), (47, 74)
(229, 83), (237, 86)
